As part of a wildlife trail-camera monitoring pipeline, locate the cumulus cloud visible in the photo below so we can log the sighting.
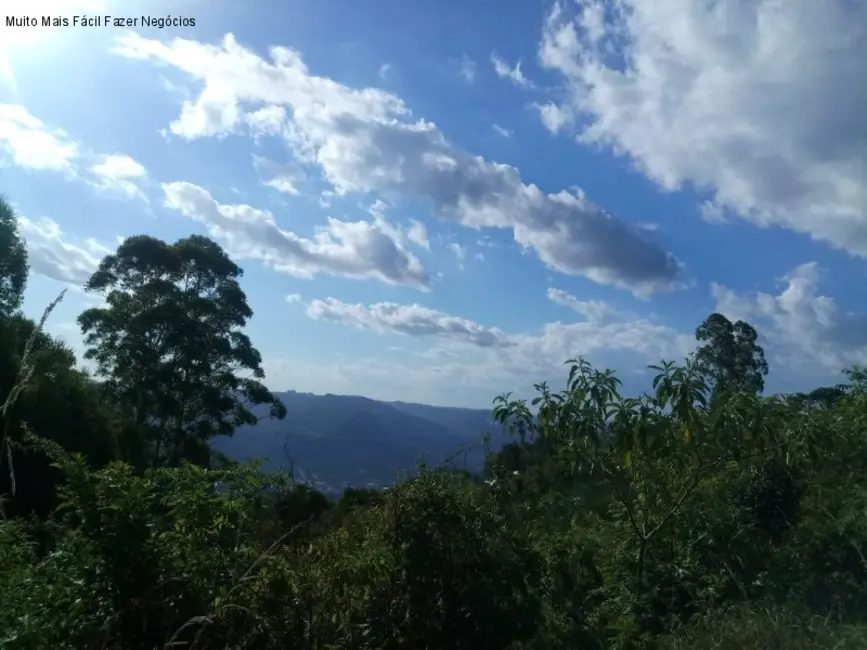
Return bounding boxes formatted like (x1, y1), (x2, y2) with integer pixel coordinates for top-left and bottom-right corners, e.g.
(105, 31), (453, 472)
(0, 104), (79, 171)
(17, 215), (107, 285)
(509, 319), (695, 378)
(89, 154), (148, 201)
(490, 52), (533, 88)
(161, 181), (431, 290)
(111, 31), (682, 296)
(245, 105), (286, 137)
(0, 104), (148, 200)
(287, 272), (864, 401)
(292, 293), (696, 381)
(538, 0), (867, 255)
(712, 263), (867, 374)
(298, 296), (514, 348)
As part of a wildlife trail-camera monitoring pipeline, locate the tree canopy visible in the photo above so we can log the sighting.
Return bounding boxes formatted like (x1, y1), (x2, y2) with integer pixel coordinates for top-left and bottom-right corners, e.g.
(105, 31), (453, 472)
(695, 312), (768, 397)
(0, 196), (28, 318)
(78, 234), (286, 467)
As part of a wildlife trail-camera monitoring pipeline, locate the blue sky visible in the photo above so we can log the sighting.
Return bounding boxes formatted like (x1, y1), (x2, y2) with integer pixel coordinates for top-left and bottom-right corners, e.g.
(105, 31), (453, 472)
(1, 0), (865, 407)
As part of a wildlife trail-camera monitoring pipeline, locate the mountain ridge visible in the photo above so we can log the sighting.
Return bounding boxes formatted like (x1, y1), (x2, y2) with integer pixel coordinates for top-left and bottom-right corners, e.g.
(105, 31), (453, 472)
(210, 390), (507, 495)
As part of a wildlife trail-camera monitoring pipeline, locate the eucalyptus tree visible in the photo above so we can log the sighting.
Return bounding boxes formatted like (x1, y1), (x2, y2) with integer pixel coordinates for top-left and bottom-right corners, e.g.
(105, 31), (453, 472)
(695, 313), (768, 398)
(78, 234), (285, 466)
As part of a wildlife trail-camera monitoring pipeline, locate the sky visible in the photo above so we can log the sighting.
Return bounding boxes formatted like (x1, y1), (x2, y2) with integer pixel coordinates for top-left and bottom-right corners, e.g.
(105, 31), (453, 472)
(0, 0), (865, 408)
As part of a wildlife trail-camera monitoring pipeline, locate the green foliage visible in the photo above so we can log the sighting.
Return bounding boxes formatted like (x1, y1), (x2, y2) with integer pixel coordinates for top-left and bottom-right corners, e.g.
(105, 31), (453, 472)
(77, 234), (286, 467)
(4, 343), (867, 650)
(0, 447), (285, 649)
(657, 605), (867, 650)
(3, 202), (867, 649)
(488, 356), (867, 648)
(696, 312), (769, 397)
(0, 196), (28, 319)
(0, 293), (120, 518)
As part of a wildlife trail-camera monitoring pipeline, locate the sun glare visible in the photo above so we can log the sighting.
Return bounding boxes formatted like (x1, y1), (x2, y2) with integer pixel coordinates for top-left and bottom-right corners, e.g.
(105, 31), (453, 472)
(2, 0), (105, 48)
(0, 0), (106, 90)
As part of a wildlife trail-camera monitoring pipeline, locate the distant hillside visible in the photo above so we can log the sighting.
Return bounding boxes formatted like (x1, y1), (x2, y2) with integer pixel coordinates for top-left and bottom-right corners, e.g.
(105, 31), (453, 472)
(210, 391), (507, 495)
(387, 401), (496, 437)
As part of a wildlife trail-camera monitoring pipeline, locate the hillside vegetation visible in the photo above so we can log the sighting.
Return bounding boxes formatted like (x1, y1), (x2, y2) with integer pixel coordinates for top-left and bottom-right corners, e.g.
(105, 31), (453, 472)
(2, 195), (867, 649)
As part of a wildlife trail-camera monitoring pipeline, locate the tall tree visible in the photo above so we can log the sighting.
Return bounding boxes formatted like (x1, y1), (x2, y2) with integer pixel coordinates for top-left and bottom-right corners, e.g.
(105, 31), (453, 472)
(77, 234), (286, 467)
(695, 312), (768, 397)
(0, 196), (28, 318)
(788, 385), (847, 410)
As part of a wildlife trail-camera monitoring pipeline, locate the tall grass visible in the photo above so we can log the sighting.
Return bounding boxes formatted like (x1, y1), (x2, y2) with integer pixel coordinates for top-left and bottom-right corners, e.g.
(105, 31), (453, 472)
(659, 605), (867, 650)
(0, 289), (66, 518)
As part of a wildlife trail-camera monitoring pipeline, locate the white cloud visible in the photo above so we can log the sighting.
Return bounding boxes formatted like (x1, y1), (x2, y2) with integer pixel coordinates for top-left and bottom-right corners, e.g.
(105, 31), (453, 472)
(535, 102), (572, 134)
(17, 215), (106, 285)
(0, 104), (149, 202)
(458, 54), (477, 82)
(547, 287), (633, 322)
(161, 181), (431, 290)
(245, 105), (286, 137)
(367, 199), (390, 219)
(261, 354), (498, 408)
(406, 219), (430, 250)
(252, 154), (305, 195)
(378, 63), (394, 81)
(700, 200), (728, 224)
(539, 0), (867, 256)
(284, 270), (866, 403)
(291, 294), (696, 386)
(89, 154), (148, 201)
(447, 242), (465, 260)
(297, 296), (514, 348)
(578, 0), (606, 45)
(712, 263), (867, 374)
(509, 319), (695, 378)
(492, 124), (513, 138)
(112, 32), (682, 296)
(318, 190), (335, 209)
(490, 52), (533, 88)
(0, 104), (79, 171)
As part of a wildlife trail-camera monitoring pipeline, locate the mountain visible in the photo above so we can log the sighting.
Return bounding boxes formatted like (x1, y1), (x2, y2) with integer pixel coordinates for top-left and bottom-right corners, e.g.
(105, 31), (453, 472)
(387, 401), (497, 438)
(210, 391), (508, 495)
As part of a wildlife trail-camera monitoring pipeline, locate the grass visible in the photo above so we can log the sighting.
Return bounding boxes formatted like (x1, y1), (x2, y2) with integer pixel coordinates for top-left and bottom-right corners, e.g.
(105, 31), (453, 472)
(659, 606), (867, 650)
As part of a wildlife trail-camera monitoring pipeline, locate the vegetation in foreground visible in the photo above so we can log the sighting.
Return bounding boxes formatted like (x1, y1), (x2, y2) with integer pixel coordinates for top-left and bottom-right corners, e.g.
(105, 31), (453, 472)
(2, 194), (867, 649)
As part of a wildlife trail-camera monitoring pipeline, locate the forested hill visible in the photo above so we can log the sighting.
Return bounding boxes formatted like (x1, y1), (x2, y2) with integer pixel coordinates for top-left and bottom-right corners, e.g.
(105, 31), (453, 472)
(210, 391), (504, 493)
